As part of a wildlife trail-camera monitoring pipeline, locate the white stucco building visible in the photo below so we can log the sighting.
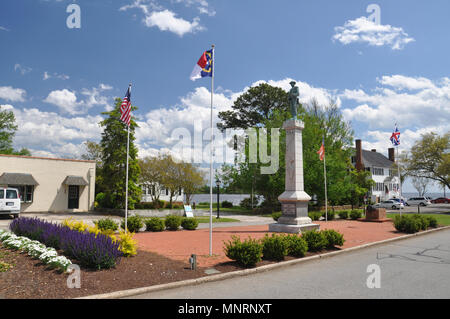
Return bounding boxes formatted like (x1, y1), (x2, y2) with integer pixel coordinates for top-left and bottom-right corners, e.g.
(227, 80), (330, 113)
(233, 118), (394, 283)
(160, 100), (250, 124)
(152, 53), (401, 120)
(0, 154), (96, 213)
(351, 140), (401, 203)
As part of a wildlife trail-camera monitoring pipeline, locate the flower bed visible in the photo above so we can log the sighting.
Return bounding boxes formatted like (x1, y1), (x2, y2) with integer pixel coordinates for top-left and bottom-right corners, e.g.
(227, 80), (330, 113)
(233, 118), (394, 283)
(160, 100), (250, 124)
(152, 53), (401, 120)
(0, 229), (72, 272)
(9, 217), (123, 269)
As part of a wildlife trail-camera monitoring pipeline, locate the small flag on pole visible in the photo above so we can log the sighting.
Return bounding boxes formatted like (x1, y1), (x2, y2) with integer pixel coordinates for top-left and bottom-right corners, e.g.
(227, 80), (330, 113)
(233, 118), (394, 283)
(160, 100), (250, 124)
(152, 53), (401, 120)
(190, 49), (213, 81)
(317, 137), (325, 161)
(120, 84), (132, 126)
(390, 124), (400, 146)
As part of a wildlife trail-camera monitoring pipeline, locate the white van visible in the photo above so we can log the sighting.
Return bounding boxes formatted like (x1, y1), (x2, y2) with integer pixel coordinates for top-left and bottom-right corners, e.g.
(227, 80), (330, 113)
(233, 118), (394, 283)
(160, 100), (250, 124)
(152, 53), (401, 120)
(0, 188), (21, 218)
(406, 196), (432, 207)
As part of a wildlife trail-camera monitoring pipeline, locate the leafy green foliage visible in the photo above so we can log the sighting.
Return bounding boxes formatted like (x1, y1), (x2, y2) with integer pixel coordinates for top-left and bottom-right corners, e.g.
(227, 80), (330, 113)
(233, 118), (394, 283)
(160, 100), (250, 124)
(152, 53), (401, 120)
(145, 217), (165, 232)
(95, 218), (118, 232)
(223, 236), (263, 268)
(338, 210), (349, 219)
(283, 234), (308, 257)
(272, 211), (282, 221)
(322, 229), (345, 248)
(99, 98), (141, 210)
(181, 217), (199, 230)
(322, 211), (335, 220)
(302, 230), (327, 252)
(405, 132), (449, 190)
(392, 214), (437, 234)
(261, 234), (288, 261)
(120, 215), (144, 233)
(349, 210), (362, 220)
(165, 215), (182, 231)
(308, 211), (322, 221)
(221, 201), (233, 208)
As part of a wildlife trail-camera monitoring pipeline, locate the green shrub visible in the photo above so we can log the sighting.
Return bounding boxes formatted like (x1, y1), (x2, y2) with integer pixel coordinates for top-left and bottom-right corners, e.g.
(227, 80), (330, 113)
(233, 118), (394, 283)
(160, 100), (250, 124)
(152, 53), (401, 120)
(425, 216), (438, 228)
(283, 234), (308, 257)
(181, 217), (199, 230)
(221, 201), (233, 208)
(322, 229), (345, 248)
(165, 215), (182, 231)
(411, 214), (428, 231)
(120, 215), (144, 232)
(350, 210), (362, 220)
(172, 204), (183, 209)
(261, 234), (288, 261)
(338, 210), (349, 220)
(302, 230), (327, 252)
(224, 236), (263, 268)
(394, 215), (421, 233)
(272, 212), (282, 221)
(145, 217), (165, 232)
(239, 198), (253, 210)
(308, 211), (322, 221)
(95, 218), (118, 232)
(322, 211), (335, 220)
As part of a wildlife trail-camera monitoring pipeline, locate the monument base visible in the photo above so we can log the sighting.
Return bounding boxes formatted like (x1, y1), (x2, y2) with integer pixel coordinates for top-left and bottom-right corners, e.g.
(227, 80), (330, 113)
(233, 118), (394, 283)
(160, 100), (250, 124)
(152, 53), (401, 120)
(269, 222), (320, 234)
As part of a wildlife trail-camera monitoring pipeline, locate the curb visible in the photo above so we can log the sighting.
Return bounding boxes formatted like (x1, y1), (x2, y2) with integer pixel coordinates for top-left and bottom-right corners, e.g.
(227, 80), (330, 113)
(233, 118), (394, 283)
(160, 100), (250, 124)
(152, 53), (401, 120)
(77, 225), (450, 299)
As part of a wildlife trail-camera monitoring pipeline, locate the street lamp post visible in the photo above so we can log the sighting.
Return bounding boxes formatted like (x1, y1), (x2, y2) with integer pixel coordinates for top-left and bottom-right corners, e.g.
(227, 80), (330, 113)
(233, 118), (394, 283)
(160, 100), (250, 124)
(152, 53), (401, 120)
(216, 179), (220, 219)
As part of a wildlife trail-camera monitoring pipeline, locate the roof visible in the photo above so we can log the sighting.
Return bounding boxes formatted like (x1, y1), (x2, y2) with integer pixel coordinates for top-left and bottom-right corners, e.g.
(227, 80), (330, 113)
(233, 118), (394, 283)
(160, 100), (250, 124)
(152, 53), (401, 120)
(0, 173), (39, 185)
(352, 148), (394, 168)
(361, 149), (394, 168)
(0, 154), (96, 164)
(62, 175), (88, 186)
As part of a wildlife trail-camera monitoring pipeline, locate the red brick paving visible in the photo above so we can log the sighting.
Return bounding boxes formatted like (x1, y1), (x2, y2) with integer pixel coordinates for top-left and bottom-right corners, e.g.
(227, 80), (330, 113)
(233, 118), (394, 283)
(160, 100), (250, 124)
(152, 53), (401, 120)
(134, 220), (402, 268)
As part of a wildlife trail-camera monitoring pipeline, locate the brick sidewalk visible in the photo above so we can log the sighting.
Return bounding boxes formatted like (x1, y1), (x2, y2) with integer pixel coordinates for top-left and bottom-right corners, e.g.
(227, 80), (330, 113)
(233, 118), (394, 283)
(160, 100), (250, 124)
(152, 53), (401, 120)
(134, 220), (402, 268)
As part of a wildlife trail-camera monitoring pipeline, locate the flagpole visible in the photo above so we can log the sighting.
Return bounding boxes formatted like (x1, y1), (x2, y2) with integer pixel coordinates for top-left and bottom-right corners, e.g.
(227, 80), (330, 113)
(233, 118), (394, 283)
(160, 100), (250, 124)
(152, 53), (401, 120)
(323, 137), (328, 222)
(209, 44), (215, 256)
(396, 146), (402, 217)
(125, 83), (131, 233)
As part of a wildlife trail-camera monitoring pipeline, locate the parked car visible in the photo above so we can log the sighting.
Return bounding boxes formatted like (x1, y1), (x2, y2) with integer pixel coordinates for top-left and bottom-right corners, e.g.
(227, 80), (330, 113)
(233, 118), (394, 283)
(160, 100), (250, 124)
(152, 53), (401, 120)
(406, 196), (432, 206)
(373, 200), (404, 210)
(389, 198), (406, 205)
(0, 187), (21, 218)
(431, 197), (450, 204)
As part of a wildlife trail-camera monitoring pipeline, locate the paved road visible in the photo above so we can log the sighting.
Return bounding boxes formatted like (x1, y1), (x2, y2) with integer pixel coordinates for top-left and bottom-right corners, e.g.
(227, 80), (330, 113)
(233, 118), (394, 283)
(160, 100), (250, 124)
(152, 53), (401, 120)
(126, 228), (450, 299)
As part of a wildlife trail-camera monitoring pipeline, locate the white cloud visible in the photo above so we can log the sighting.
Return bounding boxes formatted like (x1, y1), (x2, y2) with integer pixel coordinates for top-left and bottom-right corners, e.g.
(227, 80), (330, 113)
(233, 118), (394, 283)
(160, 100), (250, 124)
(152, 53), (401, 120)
(43, 71), (70, 81)
(120, 0), (206, 36)
(0, 26), (9, 31)
(333, 17), (414, 50)
(43, 84), (113, 115)
(4, 104), (103, 159)
(14, 64), (32, 75)
(0, 86), (27, 102)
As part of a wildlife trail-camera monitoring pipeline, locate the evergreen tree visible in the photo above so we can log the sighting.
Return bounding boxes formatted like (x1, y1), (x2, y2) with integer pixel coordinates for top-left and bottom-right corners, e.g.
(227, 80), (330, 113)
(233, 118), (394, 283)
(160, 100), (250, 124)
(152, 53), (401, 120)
(99, 98), (141, 209)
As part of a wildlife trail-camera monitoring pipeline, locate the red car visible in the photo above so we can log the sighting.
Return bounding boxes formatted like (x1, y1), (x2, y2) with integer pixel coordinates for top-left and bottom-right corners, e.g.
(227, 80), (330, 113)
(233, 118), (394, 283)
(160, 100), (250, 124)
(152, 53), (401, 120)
(431, 197), (450, 204)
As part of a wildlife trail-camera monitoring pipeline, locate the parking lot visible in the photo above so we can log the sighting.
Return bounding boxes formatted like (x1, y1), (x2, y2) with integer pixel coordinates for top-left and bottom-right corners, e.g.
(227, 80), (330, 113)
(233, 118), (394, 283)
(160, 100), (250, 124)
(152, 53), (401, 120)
(383, 203), (450, 214)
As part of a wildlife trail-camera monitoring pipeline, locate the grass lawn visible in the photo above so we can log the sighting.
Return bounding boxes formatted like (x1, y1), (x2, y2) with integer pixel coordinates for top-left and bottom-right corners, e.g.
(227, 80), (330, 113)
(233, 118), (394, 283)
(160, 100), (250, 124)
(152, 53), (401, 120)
(195, 205), (272, 217)
(387, 213), (450, 226)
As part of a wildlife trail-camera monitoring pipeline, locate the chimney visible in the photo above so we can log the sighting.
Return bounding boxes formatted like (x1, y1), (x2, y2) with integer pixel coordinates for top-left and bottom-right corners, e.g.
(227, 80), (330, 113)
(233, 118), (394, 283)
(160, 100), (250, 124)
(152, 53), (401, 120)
(388, 148), (395, 162)
(371, 149), (376, 152)
(355, 139), (364, 171)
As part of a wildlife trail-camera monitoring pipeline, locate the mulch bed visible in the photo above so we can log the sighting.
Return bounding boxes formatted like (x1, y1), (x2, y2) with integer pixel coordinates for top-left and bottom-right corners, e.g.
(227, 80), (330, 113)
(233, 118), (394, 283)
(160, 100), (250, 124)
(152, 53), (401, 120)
(0, 245), (340, 299)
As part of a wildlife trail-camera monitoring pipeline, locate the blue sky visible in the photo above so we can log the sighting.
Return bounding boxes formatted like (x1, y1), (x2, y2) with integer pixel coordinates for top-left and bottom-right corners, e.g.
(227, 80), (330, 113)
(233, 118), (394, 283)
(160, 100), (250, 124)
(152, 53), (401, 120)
(0, 0), (449, 193)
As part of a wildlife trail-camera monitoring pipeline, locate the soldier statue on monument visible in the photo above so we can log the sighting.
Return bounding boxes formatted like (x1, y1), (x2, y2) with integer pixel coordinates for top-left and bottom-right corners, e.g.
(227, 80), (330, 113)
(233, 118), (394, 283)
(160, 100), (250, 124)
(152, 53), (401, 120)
(288, 81), (300, 119)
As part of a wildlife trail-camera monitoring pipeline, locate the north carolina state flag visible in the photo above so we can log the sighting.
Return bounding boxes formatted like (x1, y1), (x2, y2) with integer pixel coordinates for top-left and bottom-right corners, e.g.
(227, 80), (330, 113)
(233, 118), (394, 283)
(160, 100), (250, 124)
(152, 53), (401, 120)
(190, 49), (213, 81)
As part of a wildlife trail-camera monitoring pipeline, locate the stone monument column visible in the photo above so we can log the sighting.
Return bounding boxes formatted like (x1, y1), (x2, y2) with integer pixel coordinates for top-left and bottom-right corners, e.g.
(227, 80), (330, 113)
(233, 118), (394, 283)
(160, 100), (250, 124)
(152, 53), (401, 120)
(269, 119), (320, 234)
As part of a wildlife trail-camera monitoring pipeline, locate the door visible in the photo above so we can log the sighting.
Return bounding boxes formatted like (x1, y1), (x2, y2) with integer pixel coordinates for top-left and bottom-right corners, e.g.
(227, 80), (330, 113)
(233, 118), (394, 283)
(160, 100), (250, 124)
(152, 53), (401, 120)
(68, 185), (79, 209)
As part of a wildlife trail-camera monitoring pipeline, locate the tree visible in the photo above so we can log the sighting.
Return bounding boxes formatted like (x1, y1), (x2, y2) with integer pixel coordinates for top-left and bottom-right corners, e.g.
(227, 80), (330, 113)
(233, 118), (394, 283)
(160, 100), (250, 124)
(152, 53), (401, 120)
(99, 98), (141, 209)
(0, 106), (31, 156)
(179, 162), (205, 205)
(411, 176), (431, 196)
(406, 132), (449, 190)
(216, 83), (356, 211)
(81, 140), (105, 194)
(217, 83), (289, 132)
(138, 154), (167, 205)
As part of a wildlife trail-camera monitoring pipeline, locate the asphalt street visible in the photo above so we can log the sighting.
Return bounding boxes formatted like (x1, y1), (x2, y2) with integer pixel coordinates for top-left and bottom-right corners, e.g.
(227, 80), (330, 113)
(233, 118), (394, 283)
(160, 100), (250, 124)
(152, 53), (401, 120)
(126, 228), (450, 299)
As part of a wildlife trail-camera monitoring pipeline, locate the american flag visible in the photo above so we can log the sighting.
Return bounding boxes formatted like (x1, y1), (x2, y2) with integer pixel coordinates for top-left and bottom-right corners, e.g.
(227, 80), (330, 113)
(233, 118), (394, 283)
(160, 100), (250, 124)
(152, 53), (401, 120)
(390, 125), (400, 146)
(317, 137), (325, 161)
(120, 84), (132, 126)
